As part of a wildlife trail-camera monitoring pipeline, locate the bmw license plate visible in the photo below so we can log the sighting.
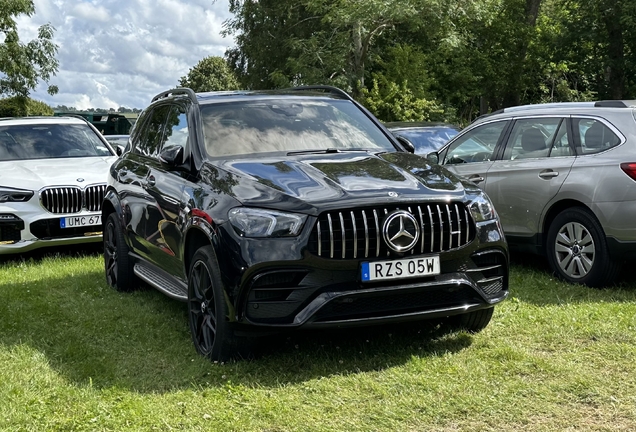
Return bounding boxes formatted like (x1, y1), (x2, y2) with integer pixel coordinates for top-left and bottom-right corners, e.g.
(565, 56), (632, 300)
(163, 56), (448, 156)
(60, 214), (101, 228)
(361, 256), (440, 282)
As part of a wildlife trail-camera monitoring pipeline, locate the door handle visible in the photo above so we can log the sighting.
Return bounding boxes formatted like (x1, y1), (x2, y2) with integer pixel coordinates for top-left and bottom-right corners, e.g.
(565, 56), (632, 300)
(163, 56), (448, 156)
(147, 175), (156, 186)
(539, 170), (559, 179)
(467, 174), (485, 184)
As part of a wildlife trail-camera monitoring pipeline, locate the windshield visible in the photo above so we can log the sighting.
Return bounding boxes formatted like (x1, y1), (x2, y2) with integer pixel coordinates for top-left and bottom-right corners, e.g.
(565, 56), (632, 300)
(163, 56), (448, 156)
(201, 98), (396, 157)
(396, 127), (459, 154)
(0, 123), (113, 161)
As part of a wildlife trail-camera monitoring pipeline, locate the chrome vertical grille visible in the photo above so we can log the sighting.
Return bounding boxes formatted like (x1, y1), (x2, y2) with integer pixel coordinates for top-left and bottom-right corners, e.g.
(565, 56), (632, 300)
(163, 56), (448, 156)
(40, 184), (107, 214)
(308, 202), (476, 259)
(85, 185), (106, 212)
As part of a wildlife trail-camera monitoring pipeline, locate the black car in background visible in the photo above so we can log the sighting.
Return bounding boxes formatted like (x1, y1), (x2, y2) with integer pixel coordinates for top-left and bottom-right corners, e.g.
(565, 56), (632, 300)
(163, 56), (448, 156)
(387, 122), (460, 155)
(102, 86), (509, 361)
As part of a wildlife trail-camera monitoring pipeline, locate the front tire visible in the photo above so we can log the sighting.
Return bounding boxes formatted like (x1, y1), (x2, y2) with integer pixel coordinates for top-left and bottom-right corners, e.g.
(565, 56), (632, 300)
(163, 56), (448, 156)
(188, 246), (239, 362)
(103, 212), (136, 292)
(546, 207), (620, 287)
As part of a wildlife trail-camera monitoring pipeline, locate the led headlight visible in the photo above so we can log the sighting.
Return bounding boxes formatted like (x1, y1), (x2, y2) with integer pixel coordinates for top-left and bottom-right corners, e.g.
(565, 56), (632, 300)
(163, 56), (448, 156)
(228, 208), (307, 238)
(468, 193), (496, 222)
(0, 187), (34, 203)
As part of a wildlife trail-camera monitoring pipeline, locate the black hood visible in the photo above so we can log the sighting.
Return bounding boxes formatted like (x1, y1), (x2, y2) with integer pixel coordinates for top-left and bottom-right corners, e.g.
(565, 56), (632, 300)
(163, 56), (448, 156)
(206, 151), (470, 214)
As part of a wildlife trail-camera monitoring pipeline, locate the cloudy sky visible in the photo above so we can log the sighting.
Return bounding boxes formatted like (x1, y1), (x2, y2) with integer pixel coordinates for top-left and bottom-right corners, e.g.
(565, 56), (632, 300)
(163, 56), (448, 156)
(17, 0), (234, 110)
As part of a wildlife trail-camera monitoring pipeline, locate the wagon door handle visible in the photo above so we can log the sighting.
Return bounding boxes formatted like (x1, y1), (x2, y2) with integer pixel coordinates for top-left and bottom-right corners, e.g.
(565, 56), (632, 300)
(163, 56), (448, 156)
(539, 170), (559, 179)
(467, 174), (485, 184)
(147, 175), (156, 186)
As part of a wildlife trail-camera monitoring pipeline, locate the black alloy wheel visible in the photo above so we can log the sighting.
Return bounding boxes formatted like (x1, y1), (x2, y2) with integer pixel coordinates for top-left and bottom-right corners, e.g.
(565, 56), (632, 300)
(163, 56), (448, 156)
(103, 212), (136, 292)
(188, 246), (237, 361)
(546, 207), (620, 288)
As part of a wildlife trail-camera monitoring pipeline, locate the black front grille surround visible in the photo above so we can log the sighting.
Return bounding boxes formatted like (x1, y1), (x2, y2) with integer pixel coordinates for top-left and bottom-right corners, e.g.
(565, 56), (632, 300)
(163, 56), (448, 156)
(0, 215), (25, 244)
(40, 184), (106, 214)
(308, 202), (476, 259)
(0, 225), (23, 243)
(470, 250), (508, 297)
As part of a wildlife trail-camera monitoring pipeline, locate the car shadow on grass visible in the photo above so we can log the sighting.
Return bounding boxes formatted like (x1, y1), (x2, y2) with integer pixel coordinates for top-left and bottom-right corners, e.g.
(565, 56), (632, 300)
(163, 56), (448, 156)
(509, 252), (636, 306)
(0, 265), (474, 394)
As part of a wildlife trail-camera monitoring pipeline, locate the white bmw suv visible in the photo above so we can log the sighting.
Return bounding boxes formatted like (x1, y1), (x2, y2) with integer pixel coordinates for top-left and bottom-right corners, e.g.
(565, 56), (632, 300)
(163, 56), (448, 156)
(0, 116), (117, 254)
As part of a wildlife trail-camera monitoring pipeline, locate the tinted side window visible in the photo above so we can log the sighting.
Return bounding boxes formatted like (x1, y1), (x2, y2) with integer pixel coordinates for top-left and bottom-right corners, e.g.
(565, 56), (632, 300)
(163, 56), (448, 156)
(442, 121), (507, 165)
(163, 106), (189, 152)
(574, 118), (621, 155)
(503, 118), (571, 160)
(133, 105), (171, 158)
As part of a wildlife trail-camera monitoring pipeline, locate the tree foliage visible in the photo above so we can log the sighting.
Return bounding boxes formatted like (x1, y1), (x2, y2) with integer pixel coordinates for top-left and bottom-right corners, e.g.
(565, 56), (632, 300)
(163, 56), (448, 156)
(0, 0), (59, 100)
(223, 0), (636, 124)
(178, 56), (240, 92)
(362, 79), (446, 122)
(0, 96), (53, 116)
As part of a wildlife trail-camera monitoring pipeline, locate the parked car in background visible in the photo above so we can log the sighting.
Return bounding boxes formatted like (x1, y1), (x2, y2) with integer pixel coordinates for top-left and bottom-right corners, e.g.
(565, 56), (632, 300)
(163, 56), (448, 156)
(103, 86), (509, 361)
(104, 134), (129, 147)
(386, 122), (460, 155)
(0, 116), (117, 254)
(104, 134), (129, 155)
(432, 101), (636, 287)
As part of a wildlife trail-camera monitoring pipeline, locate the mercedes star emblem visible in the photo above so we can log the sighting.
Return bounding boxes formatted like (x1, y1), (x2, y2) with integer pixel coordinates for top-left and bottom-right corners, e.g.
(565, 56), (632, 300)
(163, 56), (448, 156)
(382, 210), (420, 253)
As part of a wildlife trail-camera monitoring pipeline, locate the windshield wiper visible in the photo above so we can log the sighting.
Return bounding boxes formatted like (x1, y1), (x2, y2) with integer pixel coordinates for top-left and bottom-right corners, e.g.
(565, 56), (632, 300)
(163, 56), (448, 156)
(287, 148), (369, 156)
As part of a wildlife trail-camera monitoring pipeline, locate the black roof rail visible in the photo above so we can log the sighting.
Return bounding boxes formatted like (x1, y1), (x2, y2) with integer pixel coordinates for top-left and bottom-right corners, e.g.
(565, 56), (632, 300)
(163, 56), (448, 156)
(151, 87), (198, 104)
(287, 85), (354, 102)
(594, 100), (636, 108)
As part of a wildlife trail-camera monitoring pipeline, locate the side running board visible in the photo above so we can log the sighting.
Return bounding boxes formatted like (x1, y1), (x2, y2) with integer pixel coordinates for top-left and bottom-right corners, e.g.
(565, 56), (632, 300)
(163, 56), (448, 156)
(134, 264), (188, 301)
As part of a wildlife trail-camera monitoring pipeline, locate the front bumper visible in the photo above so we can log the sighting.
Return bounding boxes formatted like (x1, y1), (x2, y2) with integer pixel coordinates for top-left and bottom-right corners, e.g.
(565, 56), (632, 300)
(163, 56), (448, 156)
(0, 201), (102, 254)
(220, 218), (509, 328)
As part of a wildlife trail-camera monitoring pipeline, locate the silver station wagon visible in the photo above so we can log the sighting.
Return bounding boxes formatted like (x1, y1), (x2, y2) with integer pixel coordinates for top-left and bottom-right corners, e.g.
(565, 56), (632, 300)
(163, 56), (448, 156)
(432, 101), (636, 287)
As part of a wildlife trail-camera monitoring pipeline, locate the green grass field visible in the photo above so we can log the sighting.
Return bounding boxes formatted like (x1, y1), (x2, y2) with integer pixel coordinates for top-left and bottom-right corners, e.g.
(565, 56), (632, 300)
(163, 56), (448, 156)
(1, 249), (635, 431)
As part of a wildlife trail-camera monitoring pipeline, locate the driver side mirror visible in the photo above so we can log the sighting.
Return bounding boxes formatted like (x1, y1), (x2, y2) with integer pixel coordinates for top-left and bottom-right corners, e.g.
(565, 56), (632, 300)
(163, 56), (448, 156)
(116, 145), (124, 157)
(395, 136), (415, 153)
(426, 151), (439, 164)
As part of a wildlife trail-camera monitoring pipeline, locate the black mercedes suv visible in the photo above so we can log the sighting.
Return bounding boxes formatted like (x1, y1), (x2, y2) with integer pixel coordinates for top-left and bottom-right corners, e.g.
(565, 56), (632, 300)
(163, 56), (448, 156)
(102, 86), (509, 361)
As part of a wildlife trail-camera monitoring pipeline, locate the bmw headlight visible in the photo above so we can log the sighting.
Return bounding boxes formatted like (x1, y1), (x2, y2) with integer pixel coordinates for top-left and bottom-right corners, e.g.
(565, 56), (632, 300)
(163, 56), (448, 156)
(228, 208), (307, 238)
(0, 186), (34, 203)
(468, 193), (496, 222)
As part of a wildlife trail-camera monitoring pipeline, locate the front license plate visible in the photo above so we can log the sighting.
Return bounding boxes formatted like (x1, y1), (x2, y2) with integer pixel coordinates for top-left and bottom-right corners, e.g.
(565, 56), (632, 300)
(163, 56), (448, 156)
(361, 256), (440, 282)
(60, 214), (101, 228)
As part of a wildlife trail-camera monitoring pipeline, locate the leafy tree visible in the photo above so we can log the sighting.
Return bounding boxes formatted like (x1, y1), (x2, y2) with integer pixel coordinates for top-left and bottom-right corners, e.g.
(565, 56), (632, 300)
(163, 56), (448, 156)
(223, 0), (635, 124)
(298, 0), (423, 97)
(178, 56), (240, 92)
(550, 0), (636, 100)
(0, 96), (53, 116)
(362, 79), (445, 122)
(224, 0), (428, 97)
(0, 0), (59, 101)
(224, 0), (325, 89)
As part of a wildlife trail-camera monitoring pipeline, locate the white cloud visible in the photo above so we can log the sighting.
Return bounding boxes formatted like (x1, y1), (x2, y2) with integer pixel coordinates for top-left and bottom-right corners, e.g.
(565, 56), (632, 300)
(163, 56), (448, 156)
(72, 3), (110, 23)
(15, 0), (234, 110)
